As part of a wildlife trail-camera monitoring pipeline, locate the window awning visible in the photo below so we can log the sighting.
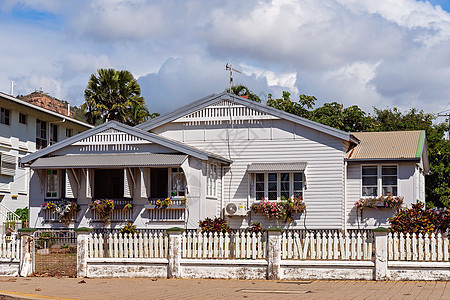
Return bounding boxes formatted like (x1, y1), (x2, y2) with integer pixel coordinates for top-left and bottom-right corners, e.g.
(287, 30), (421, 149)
(247, 162), (307, 172)
(30, 154), (188, 169)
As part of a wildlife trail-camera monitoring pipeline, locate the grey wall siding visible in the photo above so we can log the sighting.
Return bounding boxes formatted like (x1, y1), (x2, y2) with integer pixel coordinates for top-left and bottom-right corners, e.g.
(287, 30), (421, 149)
(346, 162), (418, 229)
(152, 119), (346, 229)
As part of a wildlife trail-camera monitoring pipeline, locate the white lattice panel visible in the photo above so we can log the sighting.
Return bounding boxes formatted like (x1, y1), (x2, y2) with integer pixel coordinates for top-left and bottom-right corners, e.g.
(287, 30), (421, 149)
(74, 129), (147, 146)
(174, 101), (279, 125)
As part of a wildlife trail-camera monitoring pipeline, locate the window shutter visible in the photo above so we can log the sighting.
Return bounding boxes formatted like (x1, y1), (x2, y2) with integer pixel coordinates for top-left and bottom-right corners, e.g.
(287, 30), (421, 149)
(140, 168), (149, 198)
(0, 153), (16, 176)
(86, 169), (93, 198)
(124, 168), (133, 198)
(65, 169), (78, 198)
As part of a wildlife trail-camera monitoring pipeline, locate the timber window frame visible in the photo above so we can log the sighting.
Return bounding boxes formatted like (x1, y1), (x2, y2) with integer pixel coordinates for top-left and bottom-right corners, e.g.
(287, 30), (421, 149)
(170, 167), (186, 197)
(0, 107), (10, 126)
(36, 119), (47, 149)
(252, 172), (303, 201)
(45, 169), (60, 199)
(50, 124), (58, 145)
(361, 165), (398, 197)
(19, 113), (27, 124)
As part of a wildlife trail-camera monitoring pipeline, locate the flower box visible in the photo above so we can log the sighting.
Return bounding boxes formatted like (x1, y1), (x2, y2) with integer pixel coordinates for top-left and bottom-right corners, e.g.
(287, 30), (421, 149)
(144, 204), (186, 210)
(354, 195), (403, 210)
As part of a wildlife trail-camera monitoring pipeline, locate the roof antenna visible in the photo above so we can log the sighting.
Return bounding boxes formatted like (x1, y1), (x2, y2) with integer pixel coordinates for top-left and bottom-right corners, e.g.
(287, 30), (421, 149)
(225, 63), (241, 93)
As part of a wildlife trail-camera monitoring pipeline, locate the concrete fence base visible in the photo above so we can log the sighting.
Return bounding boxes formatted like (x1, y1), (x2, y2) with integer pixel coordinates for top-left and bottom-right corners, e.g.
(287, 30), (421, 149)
(75, 227), (450, 281)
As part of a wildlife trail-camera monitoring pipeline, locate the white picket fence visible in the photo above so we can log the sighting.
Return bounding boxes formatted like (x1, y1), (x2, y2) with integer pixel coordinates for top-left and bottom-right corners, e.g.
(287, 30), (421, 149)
(0, 234), (20, 260)
(281, 231), (373, 260)
(388, 232), (450, 261)
(87, 233), (168, 258)
(181, 231), (266, 259)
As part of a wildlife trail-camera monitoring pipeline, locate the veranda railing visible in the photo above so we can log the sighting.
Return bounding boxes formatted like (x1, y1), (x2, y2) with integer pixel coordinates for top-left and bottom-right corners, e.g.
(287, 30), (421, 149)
(91, 199), (133, 222)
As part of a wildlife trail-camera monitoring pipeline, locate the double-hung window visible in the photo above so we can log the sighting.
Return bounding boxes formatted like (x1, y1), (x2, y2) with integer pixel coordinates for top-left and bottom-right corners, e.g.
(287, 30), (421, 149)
(46, 170), (59, 198)
(50, 124), (58, 145)
(0, 108), (10, 125)
(361, 165), (398, 197)
(253, 172), (303, 201)
(36, 119), (47, 149)
(170, 168), (186, 197)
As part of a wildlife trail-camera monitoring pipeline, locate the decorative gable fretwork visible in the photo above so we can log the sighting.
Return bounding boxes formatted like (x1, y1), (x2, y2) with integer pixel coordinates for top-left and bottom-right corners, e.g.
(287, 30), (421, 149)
(73, 129), (147, 152)
(174, 100), (279, 126)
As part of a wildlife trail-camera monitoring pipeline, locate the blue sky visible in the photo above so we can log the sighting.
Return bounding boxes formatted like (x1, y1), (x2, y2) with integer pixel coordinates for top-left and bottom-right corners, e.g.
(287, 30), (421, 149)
(2, 0), (450, 116)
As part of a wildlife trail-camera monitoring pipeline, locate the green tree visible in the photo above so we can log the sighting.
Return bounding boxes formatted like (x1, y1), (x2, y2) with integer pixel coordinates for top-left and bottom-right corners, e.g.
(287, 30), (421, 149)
(267, 91), (316, 118)
(82, 69), (157, 126)
(265, 90), (449, 208)
(227, 85), (262, 103)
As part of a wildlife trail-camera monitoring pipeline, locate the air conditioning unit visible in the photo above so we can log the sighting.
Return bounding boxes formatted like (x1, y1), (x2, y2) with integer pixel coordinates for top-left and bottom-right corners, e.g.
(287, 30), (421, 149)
(225, 202), (248, 216)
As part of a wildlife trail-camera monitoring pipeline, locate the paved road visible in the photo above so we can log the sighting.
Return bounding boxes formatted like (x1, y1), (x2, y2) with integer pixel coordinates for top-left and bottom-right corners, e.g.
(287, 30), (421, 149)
(0, 277), (447, 300)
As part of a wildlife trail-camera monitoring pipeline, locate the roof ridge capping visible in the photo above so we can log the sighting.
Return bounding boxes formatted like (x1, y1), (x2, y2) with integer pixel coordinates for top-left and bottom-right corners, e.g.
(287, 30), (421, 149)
(136, 92), (357, 143)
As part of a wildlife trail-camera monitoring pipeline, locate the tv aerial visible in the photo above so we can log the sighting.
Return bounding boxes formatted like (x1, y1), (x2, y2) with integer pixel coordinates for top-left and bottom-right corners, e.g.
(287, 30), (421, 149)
(225, 63), (241, 92)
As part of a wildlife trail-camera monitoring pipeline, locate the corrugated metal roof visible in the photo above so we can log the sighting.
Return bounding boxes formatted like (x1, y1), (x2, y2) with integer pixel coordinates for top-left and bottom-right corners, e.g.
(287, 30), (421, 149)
(347, 131), (424, 160)
(30, 154), (188, 169)
(247, 162), (307, 172)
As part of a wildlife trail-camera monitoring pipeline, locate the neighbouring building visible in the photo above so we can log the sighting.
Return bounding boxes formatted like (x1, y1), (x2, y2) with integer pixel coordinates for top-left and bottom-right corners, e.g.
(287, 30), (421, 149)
(0, 91), (93, 223)
(21, 92), (428, 230)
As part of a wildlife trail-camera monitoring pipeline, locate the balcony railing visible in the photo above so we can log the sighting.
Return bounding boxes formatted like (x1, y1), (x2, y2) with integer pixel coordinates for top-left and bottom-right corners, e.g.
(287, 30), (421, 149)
(91, 199), (134, 222)
(42, 199), (78, 222)
(145, 198), (186, 222)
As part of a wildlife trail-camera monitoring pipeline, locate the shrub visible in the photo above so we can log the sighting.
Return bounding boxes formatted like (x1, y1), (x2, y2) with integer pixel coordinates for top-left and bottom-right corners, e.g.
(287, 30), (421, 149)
(247, 222), (264, 234)
(389, 202), (450, 234)
(119, 222), (138, 235)
(14, 207), (29, 222)
(199, 217), (232, 234)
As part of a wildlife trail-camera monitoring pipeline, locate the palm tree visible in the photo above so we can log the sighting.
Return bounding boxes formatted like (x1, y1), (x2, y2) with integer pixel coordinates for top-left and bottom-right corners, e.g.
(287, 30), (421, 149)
(82, 69), (155, 126)
(227, 85), (262, 103)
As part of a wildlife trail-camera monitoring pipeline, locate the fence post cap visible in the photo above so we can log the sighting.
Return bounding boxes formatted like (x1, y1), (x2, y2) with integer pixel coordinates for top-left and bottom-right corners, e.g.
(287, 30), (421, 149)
(266, 227), (284, 233)
(166, 227), (185, 233)
(372, 227), (390, 233)
(74, 227), (93, 233)
(18, 228), (37, 233)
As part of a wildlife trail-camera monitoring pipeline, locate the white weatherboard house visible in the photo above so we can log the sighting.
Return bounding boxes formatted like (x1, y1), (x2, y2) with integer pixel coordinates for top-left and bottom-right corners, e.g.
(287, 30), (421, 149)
(0, 92), (92, 229)
(20, 92), (429, 230)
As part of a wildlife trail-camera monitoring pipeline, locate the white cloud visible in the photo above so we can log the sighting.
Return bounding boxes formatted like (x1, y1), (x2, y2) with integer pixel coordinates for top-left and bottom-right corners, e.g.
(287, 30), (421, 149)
(3, 0), (450, 116)
(240, 64), (298, 94)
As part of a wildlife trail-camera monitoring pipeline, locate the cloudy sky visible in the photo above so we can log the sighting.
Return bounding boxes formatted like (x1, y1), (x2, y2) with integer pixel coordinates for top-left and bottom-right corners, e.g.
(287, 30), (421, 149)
(2, 0), (450, 117)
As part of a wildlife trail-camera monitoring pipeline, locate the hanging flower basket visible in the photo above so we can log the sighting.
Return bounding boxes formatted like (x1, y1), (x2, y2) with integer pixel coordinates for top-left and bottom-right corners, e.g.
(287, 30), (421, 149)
(42, 200), (79, 225)
(89, 199), (115, 224)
